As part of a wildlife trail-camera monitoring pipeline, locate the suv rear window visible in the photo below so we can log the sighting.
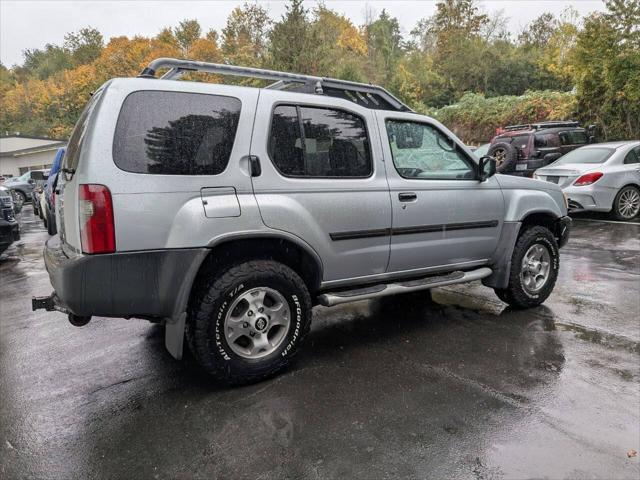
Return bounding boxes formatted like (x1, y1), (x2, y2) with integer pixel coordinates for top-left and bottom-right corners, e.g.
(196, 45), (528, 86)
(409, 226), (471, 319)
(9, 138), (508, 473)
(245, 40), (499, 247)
(64, 88), (104, 174)
(113, 91), (241, 175)
(268, 105), (371, 178)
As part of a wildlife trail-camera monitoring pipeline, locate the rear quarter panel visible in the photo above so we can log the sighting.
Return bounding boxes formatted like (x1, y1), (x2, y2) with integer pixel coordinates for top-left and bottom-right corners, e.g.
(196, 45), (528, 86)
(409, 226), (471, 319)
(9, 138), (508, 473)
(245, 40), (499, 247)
(67, 78), (266, 251)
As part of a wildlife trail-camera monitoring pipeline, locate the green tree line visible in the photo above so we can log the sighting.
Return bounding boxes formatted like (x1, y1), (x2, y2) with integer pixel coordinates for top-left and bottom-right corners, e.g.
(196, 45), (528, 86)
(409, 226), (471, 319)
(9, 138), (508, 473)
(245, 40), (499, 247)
(1, 0), (638, 142)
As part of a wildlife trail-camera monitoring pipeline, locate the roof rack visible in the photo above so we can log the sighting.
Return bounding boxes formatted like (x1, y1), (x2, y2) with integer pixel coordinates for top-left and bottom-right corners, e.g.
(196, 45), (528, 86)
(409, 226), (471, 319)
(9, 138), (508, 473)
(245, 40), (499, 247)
(138, 58), (413, 112)
(503, 120), (581, 132)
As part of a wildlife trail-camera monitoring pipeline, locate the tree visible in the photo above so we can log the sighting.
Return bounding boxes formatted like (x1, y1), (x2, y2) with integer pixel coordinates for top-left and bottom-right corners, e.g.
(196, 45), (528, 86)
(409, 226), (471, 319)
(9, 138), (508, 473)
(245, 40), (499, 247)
(19, 44), (72, 80)
(306, 5), (367, 80)
(365, 10), (403, 84)
(572, 6), (640, 140)
(64, 27), (104, 65)
(519, 12), (557, 48)
(430, 0), (488, 38)
(174, 19), (202, 55)
(604, 0), (640, 47)
(268, 0), (311, 73)
(222, 2), (271, 65)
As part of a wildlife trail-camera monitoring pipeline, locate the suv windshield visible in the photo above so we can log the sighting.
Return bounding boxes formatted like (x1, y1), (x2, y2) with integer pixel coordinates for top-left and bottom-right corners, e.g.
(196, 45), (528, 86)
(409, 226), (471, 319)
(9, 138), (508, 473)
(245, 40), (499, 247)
(554, 147), (614, 165)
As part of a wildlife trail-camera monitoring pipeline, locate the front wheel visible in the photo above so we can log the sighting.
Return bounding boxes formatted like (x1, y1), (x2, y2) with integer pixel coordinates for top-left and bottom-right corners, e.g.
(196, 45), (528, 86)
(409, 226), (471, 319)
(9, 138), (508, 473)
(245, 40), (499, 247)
(186, 260), (312, 385)
(494, 226), (559, 309)
(611, 185), (640, 221)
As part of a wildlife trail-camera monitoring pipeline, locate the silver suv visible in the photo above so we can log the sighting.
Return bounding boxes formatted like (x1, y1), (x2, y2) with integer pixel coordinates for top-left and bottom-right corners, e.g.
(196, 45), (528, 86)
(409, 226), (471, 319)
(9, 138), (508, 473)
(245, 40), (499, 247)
(34, 58), (571, 384)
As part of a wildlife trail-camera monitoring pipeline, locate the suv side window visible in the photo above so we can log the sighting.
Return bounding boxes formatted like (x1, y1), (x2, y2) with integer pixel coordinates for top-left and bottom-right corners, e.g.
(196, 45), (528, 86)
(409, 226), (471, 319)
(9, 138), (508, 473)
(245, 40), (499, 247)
(385, 120), (474, 180)
(560, 131), (588, 145)
(624, 146), (640, 164)
(269, 105), (372, 178)
(534, 133), (560, 148)
(113, 91), (241, 175)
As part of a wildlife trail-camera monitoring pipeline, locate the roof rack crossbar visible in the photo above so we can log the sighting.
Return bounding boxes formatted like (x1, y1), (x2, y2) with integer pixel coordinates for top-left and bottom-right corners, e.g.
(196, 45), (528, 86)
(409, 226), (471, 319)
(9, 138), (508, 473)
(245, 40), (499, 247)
(138, 58), (412, 112)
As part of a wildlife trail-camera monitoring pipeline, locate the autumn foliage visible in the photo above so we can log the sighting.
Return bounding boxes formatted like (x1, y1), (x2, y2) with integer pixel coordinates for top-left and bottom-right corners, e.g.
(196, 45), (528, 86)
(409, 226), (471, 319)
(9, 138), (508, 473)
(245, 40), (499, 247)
(1, 0), (638, 142)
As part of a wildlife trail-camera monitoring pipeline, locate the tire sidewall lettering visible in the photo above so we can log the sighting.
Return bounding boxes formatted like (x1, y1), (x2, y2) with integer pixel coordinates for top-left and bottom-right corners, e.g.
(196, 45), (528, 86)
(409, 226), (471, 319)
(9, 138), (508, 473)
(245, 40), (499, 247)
(213, 281), (303, 362)
(213, 283), (245, 361)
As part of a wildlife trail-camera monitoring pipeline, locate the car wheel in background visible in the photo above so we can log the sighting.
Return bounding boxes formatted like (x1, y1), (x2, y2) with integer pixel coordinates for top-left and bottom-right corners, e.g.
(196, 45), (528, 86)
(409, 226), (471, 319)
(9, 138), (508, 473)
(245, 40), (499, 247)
(11, 190), (26, 210)
(487, 142), (517, 173)
(494, 226), (559, 309)
(611, 185), (640, 221)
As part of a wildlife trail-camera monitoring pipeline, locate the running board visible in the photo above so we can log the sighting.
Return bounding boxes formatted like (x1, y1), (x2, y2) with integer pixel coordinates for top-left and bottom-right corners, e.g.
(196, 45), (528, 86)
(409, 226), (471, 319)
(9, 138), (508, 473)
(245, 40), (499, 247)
(317, 267), (493, 307)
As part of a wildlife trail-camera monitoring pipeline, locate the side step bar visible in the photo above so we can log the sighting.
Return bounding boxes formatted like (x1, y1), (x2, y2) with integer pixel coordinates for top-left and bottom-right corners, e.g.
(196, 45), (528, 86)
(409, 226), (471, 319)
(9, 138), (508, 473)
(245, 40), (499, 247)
(317, 267), (493, 307)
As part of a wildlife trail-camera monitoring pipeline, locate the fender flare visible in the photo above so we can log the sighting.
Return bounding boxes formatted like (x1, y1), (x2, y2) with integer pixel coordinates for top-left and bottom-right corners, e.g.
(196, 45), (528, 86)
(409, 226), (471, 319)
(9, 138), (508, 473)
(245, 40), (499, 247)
(165, 230), (323, 360)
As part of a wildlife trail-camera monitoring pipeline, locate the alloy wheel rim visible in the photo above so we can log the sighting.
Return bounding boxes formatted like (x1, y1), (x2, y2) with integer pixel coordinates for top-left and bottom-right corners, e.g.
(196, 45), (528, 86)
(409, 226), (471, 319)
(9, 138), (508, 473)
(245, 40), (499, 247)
(492, 148), (506, 167)
(223, 287), (291, 359)
(618, 188), (640, 219)
(520, 243), (551, 294)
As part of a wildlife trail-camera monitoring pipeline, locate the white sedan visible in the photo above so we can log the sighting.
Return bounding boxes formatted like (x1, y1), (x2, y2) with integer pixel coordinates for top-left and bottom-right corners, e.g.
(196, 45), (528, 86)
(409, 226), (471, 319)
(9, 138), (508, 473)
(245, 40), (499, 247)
(534, 141), (640, 221)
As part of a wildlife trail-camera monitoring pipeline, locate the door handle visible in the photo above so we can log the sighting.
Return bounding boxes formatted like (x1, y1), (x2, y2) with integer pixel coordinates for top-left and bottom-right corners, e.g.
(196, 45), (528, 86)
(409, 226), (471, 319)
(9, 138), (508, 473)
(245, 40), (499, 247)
(249, 155), (261, 177)
(398, 192), (417, 202)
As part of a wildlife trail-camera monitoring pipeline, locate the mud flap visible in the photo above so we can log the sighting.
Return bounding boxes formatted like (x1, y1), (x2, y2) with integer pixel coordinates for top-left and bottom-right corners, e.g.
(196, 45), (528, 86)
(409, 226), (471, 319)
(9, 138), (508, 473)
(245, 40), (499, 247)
(165, 312), (186, 360)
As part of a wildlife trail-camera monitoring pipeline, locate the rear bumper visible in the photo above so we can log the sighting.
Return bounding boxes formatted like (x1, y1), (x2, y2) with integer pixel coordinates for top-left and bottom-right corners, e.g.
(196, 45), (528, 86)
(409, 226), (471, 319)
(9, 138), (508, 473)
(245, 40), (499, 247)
(43, 235), (208, 319)
(562, 184), (615, 213)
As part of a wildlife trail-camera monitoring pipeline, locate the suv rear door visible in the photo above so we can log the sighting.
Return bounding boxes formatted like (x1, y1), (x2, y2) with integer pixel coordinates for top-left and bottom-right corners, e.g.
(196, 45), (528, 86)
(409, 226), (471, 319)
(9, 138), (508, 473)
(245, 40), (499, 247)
(376, 112), (504, 274)
(249, 90), (392, 285)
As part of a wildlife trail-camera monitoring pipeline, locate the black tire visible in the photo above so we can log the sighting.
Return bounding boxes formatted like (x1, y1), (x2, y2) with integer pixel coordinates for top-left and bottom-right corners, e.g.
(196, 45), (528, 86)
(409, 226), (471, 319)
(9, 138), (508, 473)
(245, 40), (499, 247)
(611, 185), (640, 221)
(186, 260), (312, 385)
(494, 226), (559, 309)
(46, 209), (57, 235)
(13, 190), (26, 208)
(488, 142), (518, 173)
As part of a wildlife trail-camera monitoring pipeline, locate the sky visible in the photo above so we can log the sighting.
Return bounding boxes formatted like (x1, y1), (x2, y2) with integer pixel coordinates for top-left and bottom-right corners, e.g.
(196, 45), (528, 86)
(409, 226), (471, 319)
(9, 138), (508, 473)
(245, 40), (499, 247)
(0, 0), (608, 67)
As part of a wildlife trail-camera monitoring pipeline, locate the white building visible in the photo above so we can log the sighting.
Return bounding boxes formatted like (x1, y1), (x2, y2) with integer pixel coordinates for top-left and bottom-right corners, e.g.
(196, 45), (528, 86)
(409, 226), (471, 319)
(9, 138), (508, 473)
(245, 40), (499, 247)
(0, 135), (67, 178)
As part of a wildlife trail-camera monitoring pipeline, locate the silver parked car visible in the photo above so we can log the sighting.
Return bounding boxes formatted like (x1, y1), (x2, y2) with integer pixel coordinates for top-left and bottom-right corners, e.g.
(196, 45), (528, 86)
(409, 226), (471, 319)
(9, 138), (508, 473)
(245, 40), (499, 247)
(534, 141), (640, 220)
(33, 58), (571, 384)
(2, 169), (49, 205)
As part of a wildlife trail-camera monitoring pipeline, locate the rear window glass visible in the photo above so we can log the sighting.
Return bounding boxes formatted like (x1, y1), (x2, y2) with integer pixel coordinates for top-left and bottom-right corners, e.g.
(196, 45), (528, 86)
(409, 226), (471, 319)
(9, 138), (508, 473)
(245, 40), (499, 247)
(113, 91), (241, 175)
(64, 88), (104, 173)
(511, 135), (530, 149)
(554, 147), (614, 165)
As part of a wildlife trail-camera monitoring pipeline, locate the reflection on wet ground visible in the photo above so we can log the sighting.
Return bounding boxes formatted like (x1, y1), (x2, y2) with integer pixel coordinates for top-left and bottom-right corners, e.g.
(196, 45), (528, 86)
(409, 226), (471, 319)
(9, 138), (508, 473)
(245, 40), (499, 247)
(1, 207), (639, 479)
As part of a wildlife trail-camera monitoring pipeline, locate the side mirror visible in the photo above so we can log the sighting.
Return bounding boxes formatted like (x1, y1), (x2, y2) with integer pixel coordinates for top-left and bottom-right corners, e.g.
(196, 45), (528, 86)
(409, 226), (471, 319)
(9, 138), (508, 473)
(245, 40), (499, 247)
(588, 135), (596, 144)
(28, 178), (35, 184)
(478, 156), (496, 181)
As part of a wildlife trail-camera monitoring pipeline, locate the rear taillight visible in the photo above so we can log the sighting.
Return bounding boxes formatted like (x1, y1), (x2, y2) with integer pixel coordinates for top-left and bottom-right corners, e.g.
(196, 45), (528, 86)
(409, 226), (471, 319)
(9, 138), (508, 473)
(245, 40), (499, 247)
(79, 184), (115, 254)
(574, 172), (603, 186)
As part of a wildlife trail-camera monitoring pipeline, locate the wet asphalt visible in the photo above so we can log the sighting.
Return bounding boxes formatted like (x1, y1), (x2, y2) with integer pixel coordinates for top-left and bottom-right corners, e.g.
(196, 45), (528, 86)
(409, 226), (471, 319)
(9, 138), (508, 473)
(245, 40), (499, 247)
(1, 206), (639, 480)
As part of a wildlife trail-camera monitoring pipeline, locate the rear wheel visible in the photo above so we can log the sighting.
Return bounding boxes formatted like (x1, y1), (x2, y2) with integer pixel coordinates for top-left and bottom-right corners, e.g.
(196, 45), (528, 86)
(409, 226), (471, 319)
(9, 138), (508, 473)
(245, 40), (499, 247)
(611, 185), (640, 221)
(488, 142), (517, 173)
(46, 209), (57, 235)
(186, 260), (312, 385)
(494, 226), (559, 309)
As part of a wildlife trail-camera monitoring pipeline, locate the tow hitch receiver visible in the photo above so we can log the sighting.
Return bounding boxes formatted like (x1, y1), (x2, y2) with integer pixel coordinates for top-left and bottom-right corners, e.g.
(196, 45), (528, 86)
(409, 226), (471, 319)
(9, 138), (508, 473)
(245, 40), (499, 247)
(32, 293), (91, 327)
(32, 294), (58, 312)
